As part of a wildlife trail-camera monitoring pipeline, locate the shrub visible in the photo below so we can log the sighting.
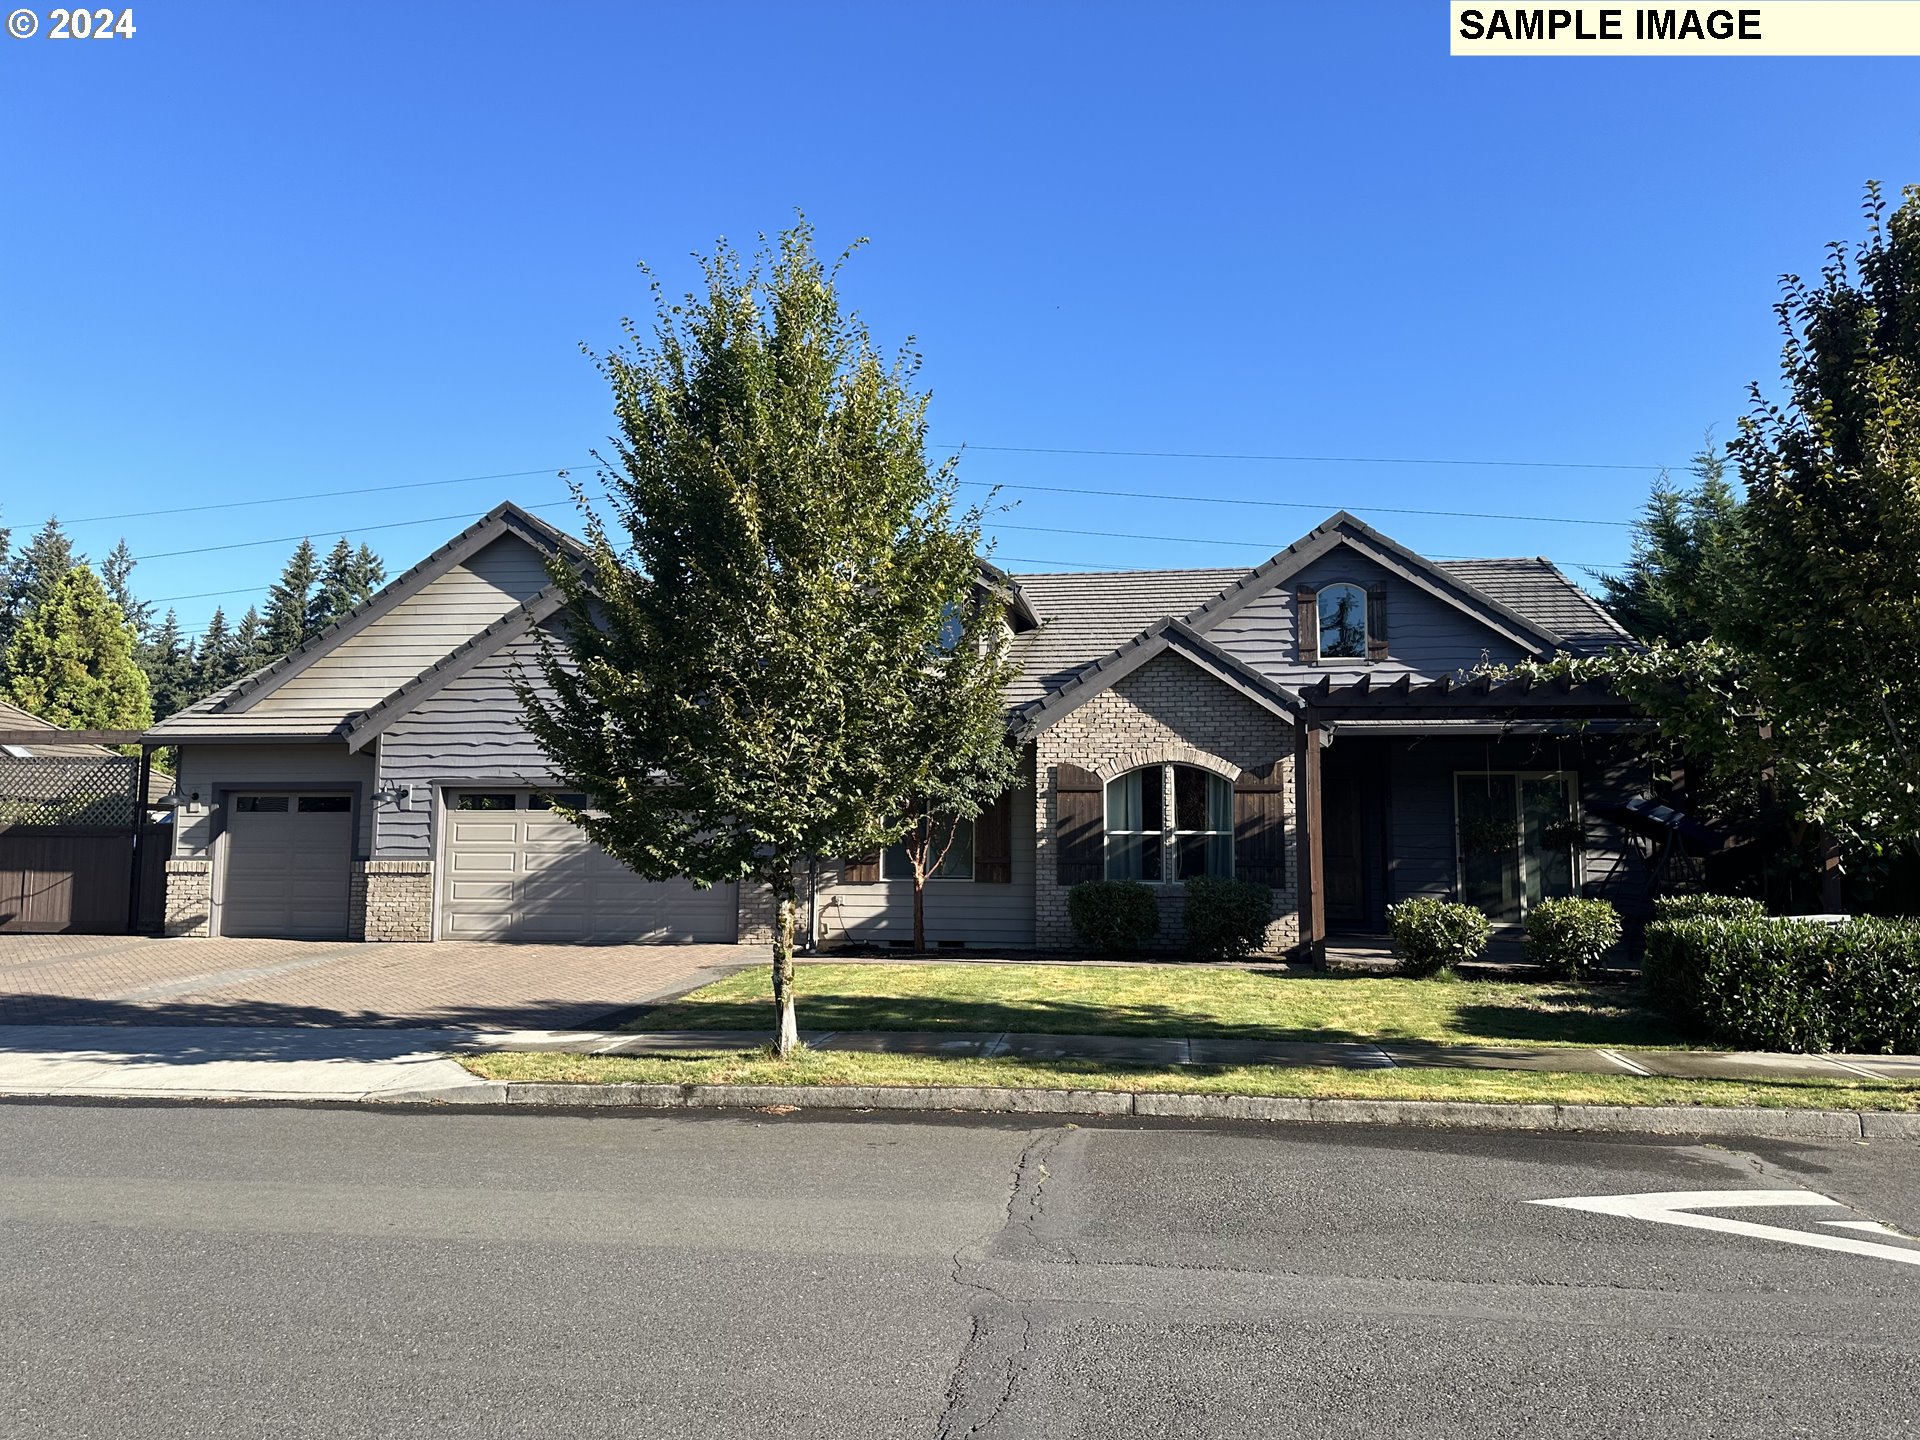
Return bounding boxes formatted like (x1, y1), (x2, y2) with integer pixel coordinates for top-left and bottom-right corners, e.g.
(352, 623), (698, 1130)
(1068, 879), (1159, 954)
(1523, 897), (1622, 980)
(1652, 894), (1769, 924)
(1182, 875), (1274, 961)
(1642, 914), (1920, 1052)
(1386, 897), (1493, 977)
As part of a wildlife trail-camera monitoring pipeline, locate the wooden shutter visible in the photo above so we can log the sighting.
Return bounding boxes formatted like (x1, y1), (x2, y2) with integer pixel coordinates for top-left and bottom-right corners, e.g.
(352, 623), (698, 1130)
(974, 790), (1014, 884)
(1295, 586), (1319, 664)
(1366, 583), (1389, 663)
(843, 851), (881, 883)
(1054, 763), (1104, 886)
(1234, 761), (1287, 887)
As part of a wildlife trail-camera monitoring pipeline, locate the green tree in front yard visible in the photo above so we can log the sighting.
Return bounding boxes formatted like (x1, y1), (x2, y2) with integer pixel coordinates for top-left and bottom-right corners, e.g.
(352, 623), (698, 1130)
(1718, 182), (1920, 851)
(520, 218), (1015, 1054)
(4, 564), (152, 731)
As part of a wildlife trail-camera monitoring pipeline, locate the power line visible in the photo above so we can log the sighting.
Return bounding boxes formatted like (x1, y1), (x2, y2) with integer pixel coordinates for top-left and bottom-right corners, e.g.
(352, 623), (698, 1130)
(51, 444), (1661, 535)
(941, 442), (1672, 472)
(961, 479), (1634, 528)
(137, 502), (575, 562)
(990, 520), (1618, 569)
(68, 465), (591, 526)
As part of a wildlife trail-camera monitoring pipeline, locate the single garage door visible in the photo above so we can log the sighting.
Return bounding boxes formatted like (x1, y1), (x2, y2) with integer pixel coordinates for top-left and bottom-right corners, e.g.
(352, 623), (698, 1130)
(222, 793), (354, 939)
(439, 789), (738, 943)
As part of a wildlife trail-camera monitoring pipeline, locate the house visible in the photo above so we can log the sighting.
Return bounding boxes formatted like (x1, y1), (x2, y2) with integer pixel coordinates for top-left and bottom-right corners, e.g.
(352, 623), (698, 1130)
(149, 502), (1644, 955)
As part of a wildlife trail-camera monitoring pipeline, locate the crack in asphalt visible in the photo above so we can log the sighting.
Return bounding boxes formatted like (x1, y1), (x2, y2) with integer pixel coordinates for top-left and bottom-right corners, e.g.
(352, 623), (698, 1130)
(935, 1125), (1071, 1439)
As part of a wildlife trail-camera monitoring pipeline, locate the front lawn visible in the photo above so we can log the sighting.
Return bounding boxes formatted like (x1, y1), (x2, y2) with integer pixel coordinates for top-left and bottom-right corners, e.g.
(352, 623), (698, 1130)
(635, 962), (1692, 1050)
(459, 1048), (1920, 1111)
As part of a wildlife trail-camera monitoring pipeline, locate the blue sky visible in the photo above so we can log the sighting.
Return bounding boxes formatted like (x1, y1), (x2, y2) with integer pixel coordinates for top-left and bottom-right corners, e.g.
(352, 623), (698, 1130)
(2, 1), (1915, 634)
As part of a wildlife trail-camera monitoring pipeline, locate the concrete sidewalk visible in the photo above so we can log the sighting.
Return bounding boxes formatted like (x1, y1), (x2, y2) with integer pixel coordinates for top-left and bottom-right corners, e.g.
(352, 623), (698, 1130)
(0, 1025), (488, 1101)
(0, 1022), (1915, 1104)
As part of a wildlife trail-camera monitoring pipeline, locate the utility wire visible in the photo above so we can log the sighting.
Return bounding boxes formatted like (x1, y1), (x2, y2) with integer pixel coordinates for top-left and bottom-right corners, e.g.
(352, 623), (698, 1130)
(56, 446), (1658, 534)
(959, 479), (1633, 528)
(939, 442), (1670, 472)
(68, 465), (592, 525)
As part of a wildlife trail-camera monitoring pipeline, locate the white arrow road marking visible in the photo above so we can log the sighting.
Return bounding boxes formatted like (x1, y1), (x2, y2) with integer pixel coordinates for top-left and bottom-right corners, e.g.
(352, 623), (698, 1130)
(1822, 1219), (1914, 1239)
(1530, 1188), (1920, 1268)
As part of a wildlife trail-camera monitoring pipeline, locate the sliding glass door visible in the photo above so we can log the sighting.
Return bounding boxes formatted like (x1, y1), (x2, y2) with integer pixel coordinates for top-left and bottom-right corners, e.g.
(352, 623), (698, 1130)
(1455, 772), (1578, 922)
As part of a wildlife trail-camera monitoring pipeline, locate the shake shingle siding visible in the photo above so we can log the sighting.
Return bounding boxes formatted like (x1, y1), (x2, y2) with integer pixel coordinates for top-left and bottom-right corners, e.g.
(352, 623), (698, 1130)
(1205, 552), (1531, 687)
(374, 629), (563, 860)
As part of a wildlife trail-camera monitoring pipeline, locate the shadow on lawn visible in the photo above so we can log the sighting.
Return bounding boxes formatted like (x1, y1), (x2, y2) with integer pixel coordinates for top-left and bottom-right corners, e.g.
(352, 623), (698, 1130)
(643, 974), (1691, 1049)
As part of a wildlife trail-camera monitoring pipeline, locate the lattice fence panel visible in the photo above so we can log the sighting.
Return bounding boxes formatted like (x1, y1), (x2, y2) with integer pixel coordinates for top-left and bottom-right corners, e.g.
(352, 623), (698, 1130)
(0, 755), (139, 828)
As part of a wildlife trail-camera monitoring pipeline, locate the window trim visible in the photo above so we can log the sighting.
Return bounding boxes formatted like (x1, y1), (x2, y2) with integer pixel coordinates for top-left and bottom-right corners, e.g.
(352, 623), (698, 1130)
(1314, 580), (1371, 663)
(1103, 763), (1233, 884)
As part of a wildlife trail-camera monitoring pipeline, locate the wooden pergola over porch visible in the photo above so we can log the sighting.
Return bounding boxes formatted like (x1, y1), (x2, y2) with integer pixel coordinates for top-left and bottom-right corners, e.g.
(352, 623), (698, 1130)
(1291, 674), (1645, 965)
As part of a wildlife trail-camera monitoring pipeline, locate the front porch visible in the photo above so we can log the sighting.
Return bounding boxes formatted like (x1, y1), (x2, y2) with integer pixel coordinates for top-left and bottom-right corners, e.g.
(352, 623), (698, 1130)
(1294, 675), (1651, 963)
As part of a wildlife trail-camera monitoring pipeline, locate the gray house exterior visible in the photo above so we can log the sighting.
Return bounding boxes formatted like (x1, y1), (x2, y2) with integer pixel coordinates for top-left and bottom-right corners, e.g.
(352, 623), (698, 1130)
(150, 502), (1643, 955)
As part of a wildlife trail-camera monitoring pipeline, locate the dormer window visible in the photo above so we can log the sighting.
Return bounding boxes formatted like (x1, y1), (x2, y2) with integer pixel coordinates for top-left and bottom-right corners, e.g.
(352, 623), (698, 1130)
(1296, 580), (1387, 664)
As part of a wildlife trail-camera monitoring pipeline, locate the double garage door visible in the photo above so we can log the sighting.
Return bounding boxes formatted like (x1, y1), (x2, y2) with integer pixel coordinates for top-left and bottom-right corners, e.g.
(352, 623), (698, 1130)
(439, 789), (737, 943)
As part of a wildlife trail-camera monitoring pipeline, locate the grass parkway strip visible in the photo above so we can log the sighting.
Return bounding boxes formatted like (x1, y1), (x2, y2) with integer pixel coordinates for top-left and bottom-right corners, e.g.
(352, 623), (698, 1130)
(458, 963), (1920, 1113)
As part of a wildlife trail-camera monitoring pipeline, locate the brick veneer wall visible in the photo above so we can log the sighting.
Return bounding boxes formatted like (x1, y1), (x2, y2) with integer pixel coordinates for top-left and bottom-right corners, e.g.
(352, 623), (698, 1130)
(359, 860), (434, 942)
(162, 858), (213, 938)
(1033, 652), (1300, 952)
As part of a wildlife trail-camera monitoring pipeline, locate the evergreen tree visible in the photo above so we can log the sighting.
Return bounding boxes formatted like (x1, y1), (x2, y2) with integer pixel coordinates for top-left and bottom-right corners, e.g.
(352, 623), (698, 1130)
(263, 538), (320, 655)
(1, 518), (84, 676)
(1598, 443), (1744, 645)
(100, 538), (154, 643)
(348, 543), (386, 602)
(194, 608), (236, 698)
(233, 606), (268, 673)
(521, 220), (1016, 1053)
(4, 565), (152, 730)
(312, 537), (385, 631)
(145, 609), (197, 721)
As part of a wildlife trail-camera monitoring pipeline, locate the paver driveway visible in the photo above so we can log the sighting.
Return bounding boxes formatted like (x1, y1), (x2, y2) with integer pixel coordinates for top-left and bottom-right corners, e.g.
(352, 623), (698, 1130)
(0, 934), (757, 1029)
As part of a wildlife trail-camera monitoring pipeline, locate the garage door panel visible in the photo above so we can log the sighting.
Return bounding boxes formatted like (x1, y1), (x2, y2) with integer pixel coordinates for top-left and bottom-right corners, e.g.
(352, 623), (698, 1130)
(449, 821), (519, 845)
(222, 795), (353, 939)
(439, 790), (736, 943)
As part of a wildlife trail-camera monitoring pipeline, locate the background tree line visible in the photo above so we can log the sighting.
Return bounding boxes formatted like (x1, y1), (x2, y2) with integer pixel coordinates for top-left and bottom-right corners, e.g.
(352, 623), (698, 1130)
(0, 516), (385, 729)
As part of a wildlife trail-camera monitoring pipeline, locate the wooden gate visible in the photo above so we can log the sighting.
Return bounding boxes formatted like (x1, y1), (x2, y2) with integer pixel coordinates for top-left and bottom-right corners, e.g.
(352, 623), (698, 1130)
(0, 753), (164, 935)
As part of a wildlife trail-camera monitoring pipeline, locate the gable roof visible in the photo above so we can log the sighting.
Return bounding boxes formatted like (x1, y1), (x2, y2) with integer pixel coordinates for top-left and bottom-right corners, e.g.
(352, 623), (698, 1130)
(147, 502), (580, 743)
(1178, 511), (1564, 653)
(1010, 617), (1302, 739)
(342, 587), (567, 752)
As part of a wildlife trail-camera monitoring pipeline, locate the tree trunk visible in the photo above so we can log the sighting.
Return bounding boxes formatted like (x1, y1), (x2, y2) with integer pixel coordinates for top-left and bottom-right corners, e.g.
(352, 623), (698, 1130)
(770, 883), (800, 1058)
(912, 871), (927, 953)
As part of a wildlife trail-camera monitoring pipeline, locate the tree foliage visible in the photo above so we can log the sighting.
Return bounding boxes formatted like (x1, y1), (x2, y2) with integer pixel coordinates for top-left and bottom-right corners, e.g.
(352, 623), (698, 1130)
(1598, 442), (1744, 646)
(520, 219), (1016, 1052)
(1716, 183), (1920, 846)
(4, 565), (152, 731)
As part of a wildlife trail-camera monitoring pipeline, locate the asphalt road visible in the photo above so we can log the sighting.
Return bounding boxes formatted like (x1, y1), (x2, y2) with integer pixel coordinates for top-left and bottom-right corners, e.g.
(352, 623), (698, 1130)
(2, 1103), (1917, 1439)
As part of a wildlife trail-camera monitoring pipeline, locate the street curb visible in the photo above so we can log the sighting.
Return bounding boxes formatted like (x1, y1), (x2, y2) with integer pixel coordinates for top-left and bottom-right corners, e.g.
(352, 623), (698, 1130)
(407, 1081), (1920, 1138)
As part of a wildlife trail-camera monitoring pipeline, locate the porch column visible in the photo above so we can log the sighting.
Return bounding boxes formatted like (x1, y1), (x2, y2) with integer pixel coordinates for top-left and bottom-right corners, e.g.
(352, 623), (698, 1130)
(1296, 721), (1328, 967)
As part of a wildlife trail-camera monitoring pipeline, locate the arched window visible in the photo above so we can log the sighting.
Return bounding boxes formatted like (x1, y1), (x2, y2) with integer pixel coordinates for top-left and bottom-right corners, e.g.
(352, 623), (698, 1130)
(1317, 582), (1368, 660)
(1105, 764), (1232, 881)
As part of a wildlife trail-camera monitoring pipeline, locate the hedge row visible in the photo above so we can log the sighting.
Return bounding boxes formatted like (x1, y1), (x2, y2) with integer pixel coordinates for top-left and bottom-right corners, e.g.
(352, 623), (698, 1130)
(1067, 877), (1275, 960)
(1643, 911), (1920, 1053)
